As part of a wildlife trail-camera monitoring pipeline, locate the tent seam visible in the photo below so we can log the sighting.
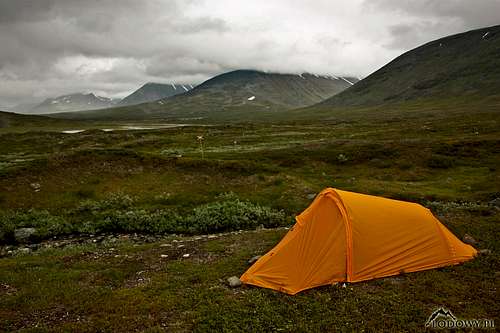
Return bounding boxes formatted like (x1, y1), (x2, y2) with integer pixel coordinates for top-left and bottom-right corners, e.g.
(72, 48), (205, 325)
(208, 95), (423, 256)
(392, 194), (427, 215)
(327, 188), (353, 282)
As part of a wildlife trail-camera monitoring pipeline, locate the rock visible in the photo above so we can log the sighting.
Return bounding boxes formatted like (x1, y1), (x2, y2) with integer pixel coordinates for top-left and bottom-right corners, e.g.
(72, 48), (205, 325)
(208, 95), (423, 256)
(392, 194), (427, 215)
(248, 255), (262, 265)
(479, 249), (492, 255)
(30, 183), (41, 192)
(489, 197), (500, 207)
(17, 248), (31, 254)
(462, 234), (477, 245)
(14, 228), (37, 243)
(306, 193), (316, 200)
(227, 276), (242, 288)
(182, 253), (190, 258)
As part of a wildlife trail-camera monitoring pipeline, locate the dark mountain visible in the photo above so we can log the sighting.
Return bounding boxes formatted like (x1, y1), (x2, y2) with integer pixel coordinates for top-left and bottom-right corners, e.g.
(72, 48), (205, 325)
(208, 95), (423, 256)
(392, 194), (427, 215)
(317, 25), (500, 108)
(52, 70), (358, 120)
(118, 82), (195, 106)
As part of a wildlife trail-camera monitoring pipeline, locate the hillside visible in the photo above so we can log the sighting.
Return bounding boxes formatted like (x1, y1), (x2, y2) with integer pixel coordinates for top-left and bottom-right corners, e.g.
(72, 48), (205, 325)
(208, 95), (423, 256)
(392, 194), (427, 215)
(0, 110), (77, 130)
(119, 83), (195, 106)
(22, 93), (119, 114)
(317, 25), (500, 108)
(52, 70), (358, 120)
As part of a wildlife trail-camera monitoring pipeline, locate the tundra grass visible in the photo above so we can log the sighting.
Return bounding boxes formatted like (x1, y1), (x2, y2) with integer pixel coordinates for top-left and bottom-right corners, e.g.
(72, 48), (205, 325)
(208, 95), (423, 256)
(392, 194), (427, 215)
(0, 107), (499, 331)
(0, 211), (497, 332)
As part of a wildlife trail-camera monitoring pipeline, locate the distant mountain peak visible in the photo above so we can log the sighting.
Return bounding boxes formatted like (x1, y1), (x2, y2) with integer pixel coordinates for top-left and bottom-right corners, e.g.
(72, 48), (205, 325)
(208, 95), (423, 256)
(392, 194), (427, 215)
(20, 92), (118, 114)
(54, 70), (358, 121)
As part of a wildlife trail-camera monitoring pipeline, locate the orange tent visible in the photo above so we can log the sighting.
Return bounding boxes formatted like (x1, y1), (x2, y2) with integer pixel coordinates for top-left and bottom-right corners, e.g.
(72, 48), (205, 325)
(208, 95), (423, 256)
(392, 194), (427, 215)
(240, 188), (477, 295)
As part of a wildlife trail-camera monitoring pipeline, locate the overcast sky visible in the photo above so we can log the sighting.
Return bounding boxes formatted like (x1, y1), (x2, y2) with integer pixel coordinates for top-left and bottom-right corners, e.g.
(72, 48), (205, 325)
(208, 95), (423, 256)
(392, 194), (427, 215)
(0, 0), (498, 107)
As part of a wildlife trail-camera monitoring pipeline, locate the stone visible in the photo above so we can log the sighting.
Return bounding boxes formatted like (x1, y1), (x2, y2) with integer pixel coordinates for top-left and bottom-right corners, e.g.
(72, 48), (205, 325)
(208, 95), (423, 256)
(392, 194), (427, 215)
(489, 197), (500, 207)
(14, 228), (37, 243)
(182, 253), (190, 258)
(227, 276), (242, 288)
(30, 183), (41, 192)
(462, 234), (477, 245)
(306, 193), (316, 200)
(478, 249), (492, 255)
(17, 248), (31, 254)
(248, 255), (262, 265)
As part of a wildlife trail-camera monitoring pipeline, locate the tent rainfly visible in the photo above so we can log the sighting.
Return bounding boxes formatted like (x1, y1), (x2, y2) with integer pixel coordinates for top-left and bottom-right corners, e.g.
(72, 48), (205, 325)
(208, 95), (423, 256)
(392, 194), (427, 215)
(240, 188), (477, 295)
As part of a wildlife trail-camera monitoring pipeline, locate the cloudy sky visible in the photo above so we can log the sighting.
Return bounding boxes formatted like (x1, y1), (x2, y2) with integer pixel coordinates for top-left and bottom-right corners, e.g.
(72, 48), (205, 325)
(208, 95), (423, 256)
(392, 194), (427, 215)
(0, 0), (498, 107)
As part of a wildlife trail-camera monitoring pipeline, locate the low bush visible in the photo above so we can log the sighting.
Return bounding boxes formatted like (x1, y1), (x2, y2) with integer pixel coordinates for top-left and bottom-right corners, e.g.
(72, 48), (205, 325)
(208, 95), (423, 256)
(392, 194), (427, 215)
(0, 210), (72, 243)
(0, 193), (288, 244)
(183, 193), (286, 233)
(77, 192), (135, 212)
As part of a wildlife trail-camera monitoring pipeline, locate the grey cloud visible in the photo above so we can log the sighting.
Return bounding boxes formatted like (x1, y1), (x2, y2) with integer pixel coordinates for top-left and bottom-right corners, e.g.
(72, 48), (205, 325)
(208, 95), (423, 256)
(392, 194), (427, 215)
(385, 22), (451, 49)
(365, 0), (500, 51)
(366, 0), (500, 28)
(0, 0), (497, 107)
(172, 17), (229, 34)
(144, 56), (225, 77)
(0, 0), (53, 24)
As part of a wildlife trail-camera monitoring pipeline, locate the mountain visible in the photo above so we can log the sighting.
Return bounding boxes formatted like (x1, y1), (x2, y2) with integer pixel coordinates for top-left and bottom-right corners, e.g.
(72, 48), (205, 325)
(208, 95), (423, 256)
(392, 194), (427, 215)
(316, 25), (500, 108)
(52, 70), (358, 120)
(24, 93), (119, 114)
(119, 82), (195, 106)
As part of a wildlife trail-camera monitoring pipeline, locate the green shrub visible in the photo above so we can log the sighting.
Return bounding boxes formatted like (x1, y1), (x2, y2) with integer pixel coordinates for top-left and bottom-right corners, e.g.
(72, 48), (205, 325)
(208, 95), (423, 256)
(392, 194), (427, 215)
(82, 209), (183, 234)
(184, 193), (286, 233)
(0, 193), (288, 244)
(0, 210), (73, 243)
(77, 192), (135, 212)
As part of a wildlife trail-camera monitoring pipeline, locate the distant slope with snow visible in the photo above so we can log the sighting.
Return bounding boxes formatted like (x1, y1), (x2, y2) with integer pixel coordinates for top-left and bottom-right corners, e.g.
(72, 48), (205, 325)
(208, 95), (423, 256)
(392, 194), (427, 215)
(24, 93), (118, 114)
(317, 25), (500, 108)
(53, 70), (358, 120)
(118, 82), (194, 106)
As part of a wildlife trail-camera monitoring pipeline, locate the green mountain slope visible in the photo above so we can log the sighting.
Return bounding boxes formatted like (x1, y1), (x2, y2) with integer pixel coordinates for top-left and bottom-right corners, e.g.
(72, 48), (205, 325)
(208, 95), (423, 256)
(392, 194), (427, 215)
(317, 25), (500, 108)
(53, 70), (357, 120)
(0, 110), (77, 130)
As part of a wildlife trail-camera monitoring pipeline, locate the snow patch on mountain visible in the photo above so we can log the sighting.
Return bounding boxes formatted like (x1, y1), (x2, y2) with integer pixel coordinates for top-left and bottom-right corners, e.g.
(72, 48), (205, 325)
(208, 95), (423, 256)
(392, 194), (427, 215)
(340, 77), (354, 85)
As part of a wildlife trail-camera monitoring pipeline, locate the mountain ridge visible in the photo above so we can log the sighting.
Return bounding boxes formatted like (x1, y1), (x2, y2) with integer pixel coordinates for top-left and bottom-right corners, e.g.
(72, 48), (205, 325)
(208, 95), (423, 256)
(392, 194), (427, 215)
(315, 25), (500, 108)
(52, 69), (358, 120)
(15, 93), (119, 114)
